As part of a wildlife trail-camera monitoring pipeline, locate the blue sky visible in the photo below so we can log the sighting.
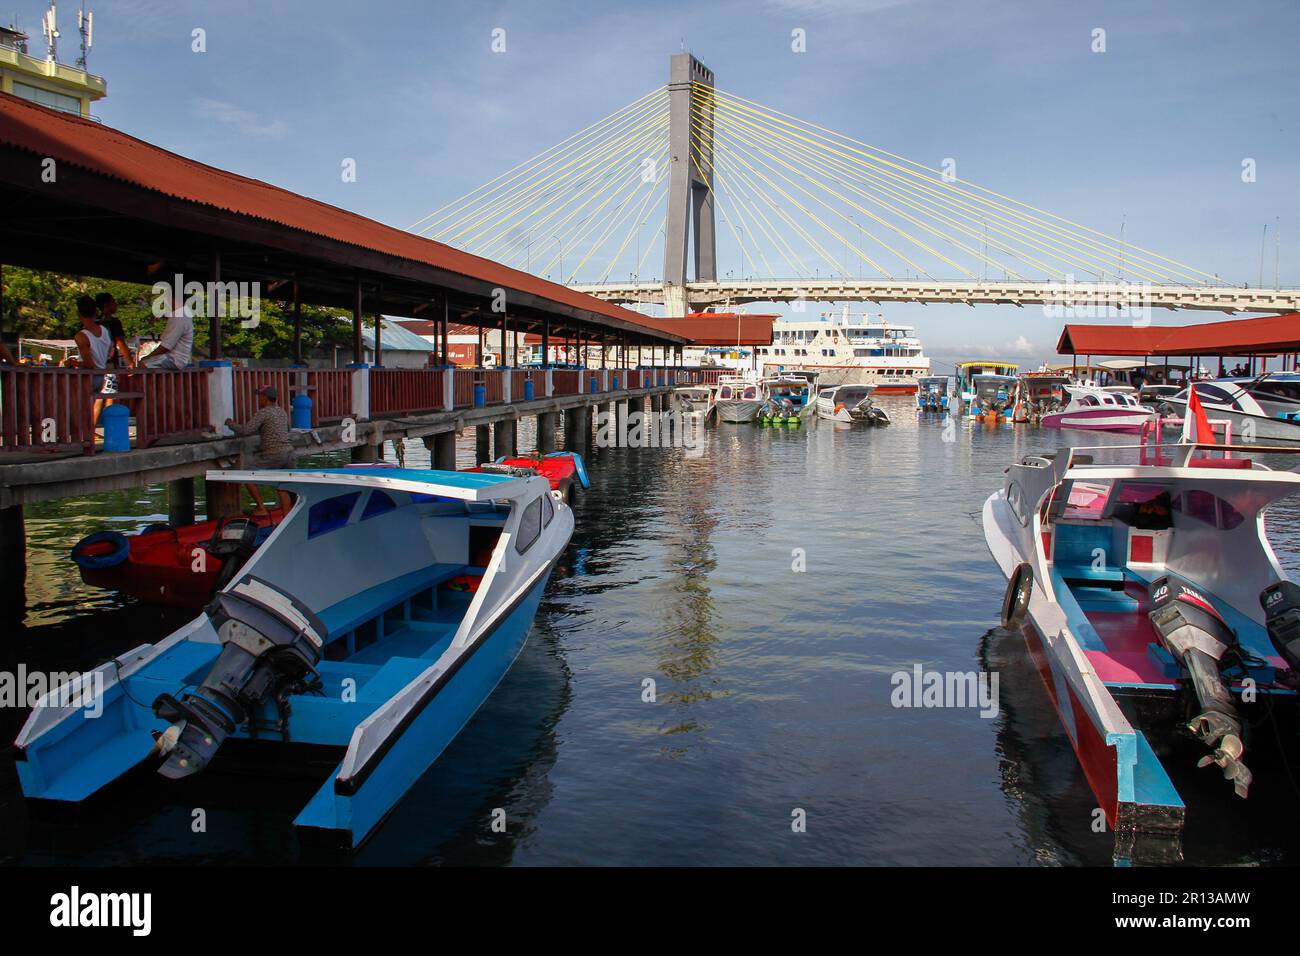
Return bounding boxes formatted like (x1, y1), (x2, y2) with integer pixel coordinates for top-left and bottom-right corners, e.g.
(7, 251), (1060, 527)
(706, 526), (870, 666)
(10, 0), (1298, 365)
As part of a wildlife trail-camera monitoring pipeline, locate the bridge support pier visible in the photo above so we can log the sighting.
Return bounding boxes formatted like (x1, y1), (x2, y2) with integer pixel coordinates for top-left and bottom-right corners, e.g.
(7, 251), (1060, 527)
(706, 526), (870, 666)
(475, 425), (491, 464)
(494, 419), (516, 459)
(425, 432), (456, 471)
(168, 477), (196, 527)
(563, 407), (586, 453)
(537, 412), (558, 455)
(350, 443), (379, 464)
(0, 504), (26, 622)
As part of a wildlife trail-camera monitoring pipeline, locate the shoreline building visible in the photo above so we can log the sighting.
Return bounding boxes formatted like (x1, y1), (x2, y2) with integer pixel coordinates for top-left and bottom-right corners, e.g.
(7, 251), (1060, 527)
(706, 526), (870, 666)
(0, 8), (106, 119)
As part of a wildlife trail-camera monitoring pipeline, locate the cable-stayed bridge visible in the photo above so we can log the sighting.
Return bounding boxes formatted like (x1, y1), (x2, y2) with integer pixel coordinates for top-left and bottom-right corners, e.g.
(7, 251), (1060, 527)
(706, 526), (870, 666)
(411, 54), (1300, 318)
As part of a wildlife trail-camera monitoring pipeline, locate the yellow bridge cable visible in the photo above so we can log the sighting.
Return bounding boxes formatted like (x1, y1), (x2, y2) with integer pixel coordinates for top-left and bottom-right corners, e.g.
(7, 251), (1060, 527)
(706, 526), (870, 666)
(688, 145), (776, 280)
(418, 88), (666, 239)
(705, 90), (1140, 282)
(703, 85), (1217, 284)
(460, 109), (669, 253)
(693, 132), (811, 277)
(410, 86), (667, 235)
(697, 94), (1043, 280)
(567, 143), (671, 281)
(476, 124), (668, 262)
(442, 98), (669, 248)
(530, 131), (669, 279)
(698, 104), (962, 279)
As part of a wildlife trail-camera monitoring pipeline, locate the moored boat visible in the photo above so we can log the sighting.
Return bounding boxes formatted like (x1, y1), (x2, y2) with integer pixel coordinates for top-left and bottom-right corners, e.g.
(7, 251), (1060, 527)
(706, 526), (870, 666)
(674, 384), (716, 423)
(756, 308), (930, 392)
(71, 510), (286, 610)
(1040, 384), (1158, 434)
(17, 465), (573, 850)
(916, 375), (950, 412)
(983, 434), (1300, 843)
(1156, 375), (1300, 445)
(815, 384), (889, 425)
(715, 374), (767, 423)
(466, 451), (590, 504)
(954, 360), (1019, 413)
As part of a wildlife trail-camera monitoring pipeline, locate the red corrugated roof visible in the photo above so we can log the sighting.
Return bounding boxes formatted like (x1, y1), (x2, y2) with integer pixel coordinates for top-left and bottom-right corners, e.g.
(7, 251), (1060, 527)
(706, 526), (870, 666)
(0, 93), (681, 341)
(635, 312), (776, 346)
(1058, 314), (1300, 357)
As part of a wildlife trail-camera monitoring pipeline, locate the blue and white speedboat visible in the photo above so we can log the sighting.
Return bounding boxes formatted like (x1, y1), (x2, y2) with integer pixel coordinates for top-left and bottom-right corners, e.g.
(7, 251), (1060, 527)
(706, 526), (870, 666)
(14, 466), (573, 849)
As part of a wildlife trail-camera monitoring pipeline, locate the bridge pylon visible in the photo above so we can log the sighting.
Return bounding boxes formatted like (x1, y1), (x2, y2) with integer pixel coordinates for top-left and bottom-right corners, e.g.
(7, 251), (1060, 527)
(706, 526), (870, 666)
(663, 53), (716, 317)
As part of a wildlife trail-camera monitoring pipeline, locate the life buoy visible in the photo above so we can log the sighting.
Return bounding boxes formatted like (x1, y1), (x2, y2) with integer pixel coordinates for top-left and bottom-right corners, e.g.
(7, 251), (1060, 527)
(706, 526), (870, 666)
(71, 530), (130, 570)
(1001, 562), (1033, 629)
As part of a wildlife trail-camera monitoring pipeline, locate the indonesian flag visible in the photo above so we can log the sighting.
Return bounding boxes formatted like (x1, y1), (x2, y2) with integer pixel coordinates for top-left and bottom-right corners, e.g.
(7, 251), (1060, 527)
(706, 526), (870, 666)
(1182, 384), (1215, 445)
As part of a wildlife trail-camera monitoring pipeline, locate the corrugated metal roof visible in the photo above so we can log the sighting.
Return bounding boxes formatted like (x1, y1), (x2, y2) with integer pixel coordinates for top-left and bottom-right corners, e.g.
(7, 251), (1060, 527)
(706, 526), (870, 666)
(0, 93), (683, 342)
(1058, 314), (1300, 356)
(363, 317), (439, 352)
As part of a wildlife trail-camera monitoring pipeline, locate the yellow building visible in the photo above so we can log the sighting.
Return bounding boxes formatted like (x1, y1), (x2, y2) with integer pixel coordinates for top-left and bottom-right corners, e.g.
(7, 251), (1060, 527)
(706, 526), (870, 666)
(0, 24), (105, 118)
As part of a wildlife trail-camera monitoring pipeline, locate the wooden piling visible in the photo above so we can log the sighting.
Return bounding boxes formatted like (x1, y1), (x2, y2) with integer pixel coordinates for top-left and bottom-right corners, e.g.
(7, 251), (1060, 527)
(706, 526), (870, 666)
(0, 503), (27, 621)
(168, 477), (196, 526)
(475, 424), (491, 464)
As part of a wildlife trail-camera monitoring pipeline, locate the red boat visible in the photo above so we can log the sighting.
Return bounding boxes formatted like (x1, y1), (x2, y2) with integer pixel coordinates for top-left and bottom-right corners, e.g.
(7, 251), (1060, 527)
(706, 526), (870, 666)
(71, 510), (286, 610)
(464, 451), (589, 503)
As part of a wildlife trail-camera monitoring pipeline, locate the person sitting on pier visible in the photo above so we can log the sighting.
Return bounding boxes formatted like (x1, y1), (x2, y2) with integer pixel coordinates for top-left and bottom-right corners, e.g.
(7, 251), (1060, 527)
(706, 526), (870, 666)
(225, 385), (295, 516)
(73, 295), (117, 425)
(142, 287), (194, 370)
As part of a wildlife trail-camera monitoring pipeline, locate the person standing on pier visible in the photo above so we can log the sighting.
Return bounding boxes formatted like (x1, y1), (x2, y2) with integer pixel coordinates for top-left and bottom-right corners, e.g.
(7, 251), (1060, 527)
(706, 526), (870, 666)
(225, 385), (295, 516)
(73, 295), (117, 425)
(94, 293), (136, 370)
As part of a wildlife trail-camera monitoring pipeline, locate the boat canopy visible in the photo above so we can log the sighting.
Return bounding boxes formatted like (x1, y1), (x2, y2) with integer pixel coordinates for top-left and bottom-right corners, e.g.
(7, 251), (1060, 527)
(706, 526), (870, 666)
(208, 467), (529, 502)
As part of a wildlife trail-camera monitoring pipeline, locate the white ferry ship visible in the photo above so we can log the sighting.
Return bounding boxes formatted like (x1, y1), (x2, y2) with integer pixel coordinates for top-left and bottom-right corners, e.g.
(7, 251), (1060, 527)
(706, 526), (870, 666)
(755, 309), (930, 393)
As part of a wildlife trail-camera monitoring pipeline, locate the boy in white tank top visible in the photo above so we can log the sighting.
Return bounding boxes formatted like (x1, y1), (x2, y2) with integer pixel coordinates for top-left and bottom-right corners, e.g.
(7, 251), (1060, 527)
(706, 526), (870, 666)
(74, 295), (116, 427)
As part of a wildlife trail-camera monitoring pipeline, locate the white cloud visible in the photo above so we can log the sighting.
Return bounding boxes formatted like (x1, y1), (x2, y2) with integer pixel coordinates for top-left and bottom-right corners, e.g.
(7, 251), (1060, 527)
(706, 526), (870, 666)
(1003, 334), (1036, 357)
(193, 98), (287, 139)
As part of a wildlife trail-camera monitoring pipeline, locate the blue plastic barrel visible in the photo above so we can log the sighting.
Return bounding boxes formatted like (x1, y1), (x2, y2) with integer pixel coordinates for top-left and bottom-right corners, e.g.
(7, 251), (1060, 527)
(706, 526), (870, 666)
(612, 374), (620, 390)
(474, 383), (486, 407)
(101, 403), (130, 452)
(292, 394), (312, 429)
(524, 379), (535, 401)
(589, 376), (598, 394)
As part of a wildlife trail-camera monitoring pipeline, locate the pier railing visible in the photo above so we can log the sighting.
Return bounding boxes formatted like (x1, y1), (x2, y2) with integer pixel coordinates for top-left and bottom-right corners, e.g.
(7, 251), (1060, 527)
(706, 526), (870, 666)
(0, 363), (687, 455)
(0, 366), (213, 453)
(370, 368), (447, 416)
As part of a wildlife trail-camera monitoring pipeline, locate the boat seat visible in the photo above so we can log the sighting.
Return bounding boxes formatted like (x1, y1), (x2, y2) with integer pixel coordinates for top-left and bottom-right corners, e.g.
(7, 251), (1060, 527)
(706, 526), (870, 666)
(1057, 564), (1125, 587)
(318, 563), (466, 640)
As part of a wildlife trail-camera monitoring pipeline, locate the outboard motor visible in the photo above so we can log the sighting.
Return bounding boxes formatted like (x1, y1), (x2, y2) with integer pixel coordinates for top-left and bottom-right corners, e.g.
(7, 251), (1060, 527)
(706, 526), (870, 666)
(208, 518), (263, 591)
(1261, 580), (1300, 675)
(1147, 574), (1251, 797)
(152, 575), (325, 779)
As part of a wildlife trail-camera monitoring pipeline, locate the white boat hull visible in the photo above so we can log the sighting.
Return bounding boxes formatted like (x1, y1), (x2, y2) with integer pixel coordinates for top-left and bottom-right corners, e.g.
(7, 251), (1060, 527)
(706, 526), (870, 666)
(716, 399), (762, 423)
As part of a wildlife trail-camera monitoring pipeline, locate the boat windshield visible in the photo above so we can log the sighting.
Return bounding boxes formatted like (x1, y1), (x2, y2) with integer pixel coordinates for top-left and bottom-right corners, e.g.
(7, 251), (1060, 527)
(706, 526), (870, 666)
(837, 386), (873, 405)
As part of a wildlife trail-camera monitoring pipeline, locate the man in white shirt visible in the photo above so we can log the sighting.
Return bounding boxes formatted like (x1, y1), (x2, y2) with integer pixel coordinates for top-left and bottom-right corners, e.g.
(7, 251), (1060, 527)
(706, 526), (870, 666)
(144, 295), (194, 369)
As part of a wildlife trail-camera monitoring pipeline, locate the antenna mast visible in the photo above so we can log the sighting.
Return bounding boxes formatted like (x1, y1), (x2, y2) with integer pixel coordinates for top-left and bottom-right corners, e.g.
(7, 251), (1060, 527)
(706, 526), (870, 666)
(41, 1), (58, 62)
(76, 5), (92, 69)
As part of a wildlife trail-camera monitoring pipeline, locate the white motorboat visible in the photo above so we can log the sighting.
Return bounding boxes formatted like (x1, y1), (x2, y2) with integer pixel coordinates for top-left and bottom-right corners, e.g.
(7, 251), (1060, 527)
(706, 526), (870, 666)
(1156, 375), (1300, 445)
(714, 374), (767, 423)
(984, 434), (1300, 845)
(674, 384), (716, 423)
(1040, 385), (1158, 434)
(815, 383), (889, 425)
